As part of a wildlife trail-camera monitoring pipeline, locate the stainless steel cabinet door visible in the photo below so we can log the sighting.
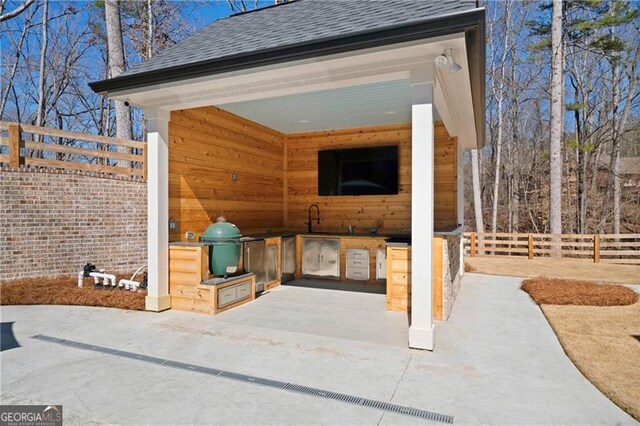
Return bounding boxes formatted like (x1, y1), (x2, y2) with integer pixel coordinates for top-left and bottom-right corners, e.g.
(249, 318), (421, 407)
(281, 237), (296, 275)
(318, 239), (340, 278)
(303, 238), (340, 279)
(266, 244), (278, 283)
(302, 239), (322, 276)
(244, 240), (266, 290)
(376, 248), (387, 280)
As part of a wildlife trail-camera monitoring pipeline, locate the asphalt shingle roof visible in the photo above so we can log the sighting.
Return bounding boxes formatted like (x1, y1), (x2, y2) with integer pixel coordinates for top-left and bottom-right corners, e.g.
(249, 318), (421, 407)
(122, 0), (478, 78)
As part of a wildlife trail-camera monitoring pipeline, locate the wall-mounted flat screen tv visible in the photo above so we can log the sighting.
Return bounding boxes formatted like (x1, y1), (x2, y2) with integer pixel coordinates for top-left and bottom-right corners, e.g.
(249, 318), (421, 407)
(318, 145), (399, 196)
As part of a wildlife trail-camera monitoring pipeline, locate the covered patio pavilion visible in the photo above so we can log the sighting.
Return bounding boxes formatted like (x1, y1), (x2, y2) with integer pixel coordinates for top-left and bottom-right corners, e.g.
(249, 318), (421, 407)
(90, 1), (485, 350)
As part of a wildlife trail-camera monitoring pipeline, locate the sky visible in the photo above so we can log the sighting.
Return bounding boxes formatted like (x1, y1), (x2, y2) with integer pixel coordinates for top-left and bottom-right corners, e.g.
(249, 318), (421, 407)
(179, 0), (274, 28)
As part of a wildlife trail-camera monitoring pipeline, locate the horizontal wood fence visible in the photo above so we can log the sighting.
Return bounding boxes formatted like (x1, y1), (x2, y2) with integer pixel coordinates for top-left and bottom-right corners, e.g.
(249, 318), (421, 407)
(464, 232), (640, 265)
(0, 121), (146, 180)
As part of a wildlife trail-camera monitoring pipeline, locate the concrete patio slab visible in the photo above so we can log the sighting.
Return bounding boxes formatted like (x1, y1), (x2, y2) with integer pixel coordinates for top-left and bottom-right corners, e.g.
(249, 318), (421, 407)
(1, 274), (636, 425)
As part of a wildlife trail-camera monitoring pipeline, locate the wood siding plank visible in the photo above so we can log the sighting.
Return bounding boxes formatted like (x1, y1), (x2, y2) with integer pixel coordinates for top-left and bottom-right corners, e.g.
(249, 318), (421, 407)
(169, 107), (286, 239)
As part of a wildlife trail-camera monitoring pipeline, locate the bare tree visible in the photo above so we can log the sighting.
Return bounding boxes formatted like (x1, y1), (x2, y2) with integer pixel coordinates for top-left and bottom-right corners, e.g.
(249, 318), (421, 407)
(471, 149), (485, 235)
(489, 0), (512, 235)
(104, 0), (132, 165)
(35, 0), (48, 130)
(0, 0), (34, 22)
(0, 3), (36, 117)
(603, 46), (639, 234)
(549, 0), (564, 253)
(226, 0), (259, 14)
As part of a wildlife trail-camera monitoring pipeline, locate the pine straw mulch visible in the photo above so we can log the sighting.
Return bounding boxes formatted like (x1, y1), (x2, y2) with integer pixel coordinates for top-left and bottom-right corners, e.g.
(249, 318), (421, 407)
(0, 274), (146, 311)
(521, 277), (638, 306)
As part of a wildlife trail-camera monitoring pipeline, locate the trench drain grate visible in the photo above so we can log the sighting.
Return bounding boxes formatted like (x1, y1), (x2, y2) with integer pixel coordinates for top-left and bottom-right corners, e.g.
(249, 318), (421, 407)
(31, 334), (453, 424)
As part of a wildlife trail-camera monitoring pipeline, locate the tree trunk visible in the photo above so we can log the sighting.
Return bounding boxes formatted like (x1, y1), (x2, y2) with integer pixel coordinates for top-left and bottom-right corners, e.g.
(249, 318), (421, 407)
(609, 59), (621, 235)
(564, 143), (573, 232)
(490, 0), (512, 236)
(605, 46), (638, 235)
(549, 0), (564, 255)
(147, 0), (153, 59)
(513, 167), (520, 233)
(471, 149), (485, 254)
(35, 0), (48, 129)
(105, 0), (132, 166)
(574, 103), (586, 233)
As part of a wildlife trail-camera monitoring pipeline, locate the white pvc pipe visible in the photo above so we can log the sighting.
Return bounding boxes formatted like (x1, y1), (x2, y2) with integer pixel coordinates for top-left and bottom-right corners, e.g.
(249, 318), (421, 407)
(90, 272), (116, 287)
(128, 265), (147, 283)
(118, 279), (140, 291)
(77, 271), (84, 288)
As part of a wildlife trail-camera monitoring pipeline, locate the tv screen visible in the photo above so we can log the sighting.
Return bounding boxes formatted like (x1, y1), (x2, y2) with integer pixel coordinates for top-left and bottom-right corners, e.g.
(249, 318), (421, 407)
(318, 146), (399, 196)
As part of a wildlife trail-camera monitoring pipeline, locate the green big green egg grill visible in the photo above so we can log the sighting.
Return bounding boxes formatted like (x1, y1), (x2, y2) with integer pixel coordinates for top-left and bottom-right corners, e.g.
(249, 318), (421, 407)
(200, 217), (242, 276)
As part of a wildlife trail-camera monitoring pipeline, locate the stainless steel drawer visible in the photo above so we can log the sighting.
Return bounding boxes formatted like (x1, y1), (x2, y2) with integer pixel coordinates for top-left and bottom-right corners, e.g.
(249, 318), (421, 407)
(346, 266), (369, 281)
(217, 286), (237, 308)
(346, 258), (368, 268)
(347, 249), (369, 260)
(235, 281), (252, 301)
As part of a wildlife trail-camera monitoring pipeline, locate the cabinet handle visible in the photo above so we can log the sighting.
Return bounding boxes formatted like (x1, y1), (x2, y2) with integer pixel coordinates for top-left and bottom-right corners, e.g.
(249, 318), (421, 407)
(247, 247), (250, 271)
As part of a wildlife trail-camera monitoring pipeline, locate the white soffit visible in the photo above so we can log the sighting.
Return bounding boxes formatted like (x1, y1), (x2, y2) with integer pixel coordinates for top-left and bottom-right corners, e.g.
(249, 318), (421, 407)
(115, 33), (477, 147)
(219, 80), (440, 133)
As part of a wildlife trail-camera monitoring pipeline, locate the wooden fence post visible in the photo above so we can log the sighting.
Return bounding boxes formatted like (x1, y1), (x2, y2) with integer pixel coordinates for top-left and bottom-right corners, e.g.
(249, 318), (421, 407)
(593, 234), (600, 263)
(142, 147), (147, 182)
(470, 232), (476, 257)
(528, 234), (533, 259)
(8, 123), (22, 168)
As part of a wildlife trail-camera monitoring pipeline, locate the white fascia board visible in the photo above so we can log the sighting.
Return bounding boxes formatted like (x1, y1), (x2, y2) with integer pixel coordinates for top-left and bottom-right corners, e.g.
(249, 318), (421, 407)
(110, 31), (479, 149)
(434, 72), (457, 137)
(111, 34), (465, 108)
(442, 37), (478, 150)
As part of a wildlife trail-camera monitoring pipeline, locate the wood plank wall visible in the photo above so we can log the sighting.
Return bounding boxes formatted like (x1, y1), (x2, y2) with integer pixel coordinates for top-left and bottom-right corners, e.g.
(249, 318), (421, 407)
(434, 124), (458, 229)
(168, 106), (285, 240)
(285, 122), (457, 233)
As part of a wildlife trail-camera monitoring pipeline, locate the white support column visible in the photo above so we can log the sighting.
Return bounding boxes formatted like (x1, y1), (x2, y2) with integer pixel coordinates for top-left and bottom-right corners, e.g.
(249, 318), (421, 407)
(145, 107), (171, 312)
(409, 68), (435, 350)
(457, 139), (465, 277)
(456, 140), (465, 226)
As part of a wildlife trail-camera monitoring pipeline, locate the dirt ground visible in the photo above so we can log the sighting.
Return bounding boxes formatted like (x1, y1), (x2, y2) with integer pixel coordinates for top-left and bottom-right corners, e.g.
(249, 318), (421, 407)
(0, 275), (146, 311)
(542, 302), (640, 421)
(466, 257), (640, 284)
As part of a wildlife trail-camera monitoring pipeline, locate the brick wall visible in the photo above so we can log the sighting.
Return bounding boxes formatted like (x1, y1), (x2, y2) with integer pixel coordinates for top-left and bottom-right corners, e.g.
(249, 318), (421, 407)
(0, 168), (147, 280)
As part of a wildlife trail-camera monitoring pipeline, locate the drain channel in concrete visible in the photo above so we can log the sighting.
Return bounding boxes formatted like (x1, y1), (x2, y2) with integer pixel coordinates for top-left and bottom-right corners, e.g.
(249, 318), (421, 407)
(32, 334), (453, 424)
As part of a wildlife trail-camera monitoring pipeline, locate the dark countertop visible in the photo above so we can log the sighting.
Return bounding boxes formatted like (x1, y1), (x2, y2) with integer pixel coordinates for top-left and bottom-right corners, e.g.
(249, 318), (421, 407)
(239, 231), (297, 241)
(241, 231), (411, 241)
(434, 224), (465, 236)
(299, 232), (408, 238)
(173, 226), (461, 246)
(238, 230), (413, 243)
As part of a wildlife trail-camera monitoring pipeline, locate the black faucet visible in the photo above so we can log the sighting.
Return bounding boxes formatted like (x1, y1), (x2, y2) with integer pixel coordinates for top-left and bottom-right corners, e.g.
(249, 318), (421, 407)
(306, 204), (320, 233)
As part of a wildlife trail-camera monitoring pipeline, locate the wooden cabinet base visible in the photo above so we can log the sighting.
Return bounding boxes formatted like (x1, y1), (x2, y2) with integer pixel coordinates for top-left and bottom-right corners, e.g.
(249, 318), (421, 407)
(385, 239), (445, 320)
(169, 244), (255, 315)
(171, 274), (256, 315)
(386, 246), (411, 311)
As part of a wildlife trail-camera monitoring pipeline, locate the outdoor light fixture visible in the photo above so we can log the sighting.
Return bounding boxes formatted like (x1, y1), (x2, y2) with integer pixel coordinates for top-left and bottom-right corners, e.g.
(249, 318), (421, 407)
(435, 48), (462, 74)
